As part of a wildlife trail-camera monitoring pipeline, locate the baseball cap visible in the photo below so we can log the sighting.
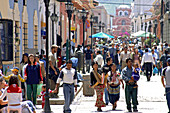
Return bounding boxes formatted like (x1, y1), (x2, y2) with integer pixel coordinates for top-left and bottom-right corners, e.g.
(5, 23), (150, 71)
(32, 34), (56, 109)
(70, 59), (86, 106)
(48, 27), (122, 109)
(11, 67), (19, 72)
(51, 45), (58, 48)
(167, 58), (170, 64)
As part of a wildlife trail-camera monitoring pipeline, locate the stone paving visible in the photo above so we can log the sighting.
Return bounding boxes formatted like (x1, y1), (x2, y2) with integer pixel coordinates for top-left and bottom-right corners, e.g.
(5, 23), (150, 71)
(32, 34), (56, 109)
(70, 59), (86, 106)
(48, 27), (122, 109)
(36, 75), (169, 113)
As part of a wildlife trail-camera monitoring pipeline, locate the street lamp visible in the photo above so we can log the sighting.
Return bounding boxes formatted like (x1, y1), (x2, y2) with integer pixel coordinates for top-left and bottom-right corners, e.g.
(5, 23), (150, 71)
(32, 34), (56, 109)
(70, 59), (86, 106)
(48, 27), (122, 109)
(102, 23), (105, 32)
(79, 8), (88, 74)
(149, 21), (152, 47)
(144, 13), (147, 46)
(140, 15), (143, 30)
(154, 19), (158, 39)
(0, 23), (2, 65)
(98, 21), (102, 32)
(90, 15), (94, 49)
(160, 0), (164, 51)
(43, 0), (51, 112)
(65, 0), (74, 59)
(134, 18), (137, 32)
(50, 3), (58, 45)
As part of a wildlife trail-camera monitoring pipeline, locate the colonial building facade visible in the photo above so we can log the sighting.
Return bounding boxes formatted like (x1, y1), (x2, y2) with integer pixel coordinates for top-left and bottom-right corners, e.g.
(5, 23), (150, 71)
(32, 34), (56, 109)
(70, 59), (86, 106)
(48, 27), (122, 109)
(0, 0), (39, 71)
(112, 5), (131, 36)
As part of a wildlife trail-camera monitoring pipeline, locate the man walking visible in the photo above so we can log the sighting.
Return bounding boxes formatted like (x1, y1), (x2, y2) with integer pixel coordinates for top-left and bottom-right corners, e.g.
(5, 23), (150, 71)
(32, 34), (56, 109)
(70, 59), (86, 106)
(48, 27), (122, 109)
(108, 43), (117, 63)
(102, 43), (108, 64)
(49, 45), (60, 97)
(84, 45), (93, 73)
(161, 58), (170, 113)
(160, 49), (170, 68)
(94, 51), (103, 68)
(141, 48), (155, 81)
(55, 60), (77, 113)
(102, 57), (113, 105)
(120, 46), (131, 70)
(122, 58), (138, 112)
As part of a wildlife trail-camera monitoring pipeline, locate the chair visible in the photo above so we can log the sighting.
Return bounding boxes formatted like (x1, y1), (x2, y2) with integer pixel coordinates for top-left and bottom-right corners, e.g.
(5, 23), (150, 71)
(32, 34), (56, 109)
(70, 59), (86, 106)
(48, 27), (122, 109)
(7, 105), (22, 113)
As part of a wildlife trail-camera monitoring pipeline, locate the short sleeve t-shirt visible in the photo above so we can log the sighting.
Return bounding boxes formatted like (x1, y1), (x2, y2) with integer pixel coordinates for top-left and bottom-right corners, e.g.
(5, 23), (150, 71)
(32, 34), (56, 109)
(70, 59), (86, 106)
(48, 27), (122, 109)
(162, 66), (170, 88)
(102, 64), (112, 74)
(160, 54), (170, 68)
(84, 49), (92, 60)
(49, 52), (56, 67)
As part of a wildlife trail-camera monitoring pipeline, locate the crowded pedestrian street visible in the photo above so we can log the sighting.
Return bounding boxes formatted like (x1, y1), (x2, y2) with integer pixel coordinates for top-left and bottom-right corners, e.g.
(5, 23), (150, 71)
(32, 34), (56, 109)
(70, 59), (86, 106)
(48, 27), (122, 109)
(35, 75), (168, 113)
(1, 0), (170, 113)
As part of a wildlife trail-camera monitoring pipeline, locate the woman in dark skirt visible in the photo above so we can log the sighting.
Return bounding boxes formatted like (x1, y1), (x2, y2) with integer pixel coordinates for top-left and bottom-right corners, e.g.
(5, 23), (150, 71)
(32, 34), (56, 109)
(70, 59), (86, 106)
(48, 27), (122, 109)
(90, 61), (106, 112)
(107, 63), (124, 110)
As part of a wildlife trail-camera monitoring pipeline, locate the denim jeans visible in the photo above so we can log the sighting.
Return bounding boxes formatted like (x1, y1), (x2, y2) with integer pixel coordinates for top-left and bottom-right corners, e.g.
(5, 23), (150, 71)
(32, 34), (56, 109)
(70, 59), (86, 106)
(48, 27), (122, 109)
(86, 59), (91, 73)
(125, 85), (138, 111)
(104, 88), (109, 104)
(63, 83), (74, 113)
(144, 63), (152, 81)
(166, 88), (170, 113)
(158, 68), (162, 76)
(103, 54), (107, 64)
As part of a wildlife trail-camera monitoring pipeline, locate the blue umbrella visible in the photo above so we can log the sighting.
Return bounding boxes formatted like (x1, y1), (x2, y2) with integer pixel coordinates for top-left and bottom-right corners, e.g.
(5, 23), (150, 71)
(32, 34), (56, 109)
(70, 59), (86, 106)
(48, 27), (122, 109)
(89, 32), (114, 38)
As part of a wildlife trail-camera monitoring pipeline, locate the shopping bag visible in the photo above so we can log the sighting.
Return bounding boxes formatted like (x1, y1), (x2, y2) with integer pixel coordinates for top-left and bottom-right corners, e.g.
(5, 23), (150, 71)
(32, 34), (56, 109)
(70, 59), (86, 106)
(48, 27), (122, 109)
(101, 73), (105, 84)
(153, 67), (158, 74)
(37, 83), (43, 96)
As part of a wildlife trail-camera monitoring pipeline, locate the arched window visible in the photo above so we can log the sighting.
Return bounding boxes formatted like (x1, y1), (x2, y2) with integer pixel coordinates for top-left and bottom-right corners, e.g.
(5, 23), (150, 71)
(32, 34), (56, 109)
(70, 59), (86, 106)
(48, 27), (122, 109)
(122, 20), (126, 25)
(122, 28), (126, 33)
(118, 11), (123, 16)
(124, 11), (129, 16)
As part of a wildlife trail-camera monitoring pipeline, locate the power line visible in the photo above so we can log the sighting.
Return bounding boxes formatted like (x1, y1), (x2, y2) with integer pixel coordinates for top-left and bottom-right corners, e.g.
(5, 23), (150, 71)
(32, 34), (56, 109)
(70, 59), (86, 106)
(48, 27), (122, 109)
(79, 1), (160, 7)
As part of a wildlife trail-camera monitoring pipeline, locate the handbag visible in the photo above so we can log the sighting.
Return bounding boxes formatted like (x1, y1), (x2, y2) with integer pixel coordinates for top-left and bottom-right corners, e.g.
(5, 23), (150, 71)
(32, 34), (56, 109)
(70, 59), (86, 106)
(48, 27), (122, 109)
(153, 67), (158, 74)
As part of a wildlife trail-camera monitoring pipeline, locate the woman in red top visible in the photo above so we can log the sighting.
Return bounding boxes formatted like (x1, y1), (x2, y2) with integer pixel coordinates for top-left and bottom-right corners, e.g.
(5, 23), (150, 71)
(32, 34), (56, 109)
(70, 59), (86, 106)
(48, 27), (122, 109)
(25, 54), (43, 105)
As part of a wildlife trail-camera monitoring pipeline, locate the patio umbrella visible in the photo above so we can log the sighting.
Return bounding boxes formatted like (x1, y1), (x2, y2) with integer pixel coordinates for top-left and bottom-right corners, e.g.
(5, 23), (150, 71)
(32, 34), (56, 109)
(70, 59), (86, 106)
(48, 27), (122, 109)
(137, 32), (155, 37)
(89, 32), (114, 38)
(131, 30), (145, 37)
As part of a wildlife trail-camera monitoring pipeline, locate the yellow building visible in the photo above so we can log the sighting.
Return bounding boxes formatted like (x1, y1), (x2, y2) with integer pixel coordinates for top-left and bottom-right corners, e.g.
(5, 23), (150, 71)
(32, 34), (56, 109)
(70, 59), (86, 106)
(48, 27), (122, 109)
(0, 0), (39, 73)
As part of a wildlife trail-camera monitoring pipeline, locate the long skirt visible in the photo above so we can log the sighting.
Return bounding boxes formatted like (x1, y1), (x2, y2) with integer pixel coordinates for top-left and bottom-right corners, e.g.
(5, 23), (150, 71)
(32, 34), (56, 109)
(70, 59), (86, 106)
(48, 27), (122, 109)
(94, 84), (106, 108)
(108, 85), (120, 105)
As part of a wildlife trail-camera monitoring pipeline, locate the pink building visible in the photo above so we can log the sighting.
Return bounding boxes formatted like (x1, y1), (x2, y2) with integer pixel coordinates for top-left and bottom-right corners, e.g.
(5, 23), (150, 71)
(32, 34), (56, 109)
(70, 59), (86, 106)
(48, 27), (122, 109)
(112, 5), (131, 36)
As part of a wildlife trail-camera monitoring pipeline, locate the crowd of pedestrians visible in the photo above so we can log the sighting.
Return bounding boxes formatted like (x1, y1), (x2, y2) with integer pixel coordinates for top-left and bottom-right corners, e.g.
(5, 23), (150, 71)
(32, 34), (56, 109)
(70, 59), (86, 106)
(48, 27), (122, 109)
(88, 38), (170, 112)
(0, 36), (170, 113)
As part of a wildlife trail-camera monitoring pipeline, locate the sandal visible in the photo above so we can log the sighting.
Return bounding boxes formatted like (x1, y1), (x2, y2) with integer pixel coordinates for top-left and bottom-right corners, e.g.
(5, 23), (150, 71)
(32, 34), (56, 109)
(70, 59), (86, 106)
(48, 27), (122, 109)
(112, 103), (117, 110)
(97, 108), (102, 112)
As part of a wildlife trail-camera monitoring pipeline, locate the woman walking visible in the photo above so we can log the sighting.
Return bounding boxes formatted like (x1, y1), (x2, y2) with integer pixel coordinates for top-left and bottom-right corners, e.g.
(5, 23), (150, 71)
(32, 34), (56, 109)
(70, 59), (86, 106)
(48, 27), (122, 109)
(20, 53), (28, 100)
(132, 48), (141, 66)
(25, 54), (43, 105)
(107, 63), (124, 110)
(90, 61), (106, 112)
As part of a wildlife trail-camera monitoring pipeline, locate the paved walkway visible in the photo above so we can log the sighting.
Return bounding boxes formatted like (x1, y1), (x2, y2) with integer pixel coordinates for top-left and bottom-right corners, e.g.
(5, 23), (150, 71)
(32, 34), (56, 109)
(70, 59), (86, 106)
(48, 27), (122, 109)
(36, 75), (169, 113)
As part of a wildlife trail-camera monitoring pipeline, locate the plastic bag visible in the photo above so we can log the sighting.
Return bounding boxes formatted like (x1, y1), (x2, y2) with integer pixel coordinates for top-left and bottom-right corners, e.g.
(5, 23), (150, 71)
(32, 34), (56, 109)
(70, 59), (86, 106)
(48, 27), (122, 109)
(153, 67), (158, 74)
(37, 83), (43, 96)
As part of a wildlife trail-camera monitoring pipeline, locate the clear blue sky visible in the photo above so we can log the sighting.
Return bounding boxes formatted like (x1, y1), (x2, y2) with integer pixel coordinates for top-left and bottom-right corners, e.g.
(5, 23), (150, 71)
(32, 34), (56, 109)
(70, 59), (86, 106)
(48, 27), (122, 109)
(97, 0), (133, 15)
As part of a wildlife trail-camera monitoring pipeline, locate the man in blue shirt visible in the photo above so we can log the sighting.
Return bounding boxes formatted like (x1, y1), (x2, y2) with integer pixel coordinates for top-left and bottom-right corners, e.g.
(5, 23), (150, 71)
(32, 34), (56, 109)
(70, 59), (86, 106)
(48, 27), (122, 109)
(70, 56), (78, 70)
(122, 58), (138, 112)
(138, 46), (143, 57)
(84, 45), (93, 73)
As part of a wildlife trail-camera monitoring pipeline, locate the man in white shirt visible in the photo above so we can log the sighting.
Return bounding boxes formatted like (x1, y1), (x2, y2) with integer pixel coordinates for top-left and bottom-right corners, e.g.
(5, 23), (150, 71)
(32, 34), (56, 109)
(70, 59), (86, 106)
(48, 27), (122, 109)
(55, 60), (77, 113)
(120, 46), (131, 70)
(94, 51), (103, 68)
(141, 48), (155, 81)
(161, 58), (170, 113)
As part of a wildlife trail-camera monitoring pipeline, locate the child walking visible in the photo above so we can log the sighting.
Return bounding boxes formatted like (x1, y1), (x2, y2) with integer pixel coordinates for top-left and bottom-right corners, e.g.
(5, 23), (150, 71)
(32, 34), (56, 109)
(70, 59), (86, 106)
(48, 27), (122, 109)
(39, 84), (55, 109)
(2, 67), (26, 87)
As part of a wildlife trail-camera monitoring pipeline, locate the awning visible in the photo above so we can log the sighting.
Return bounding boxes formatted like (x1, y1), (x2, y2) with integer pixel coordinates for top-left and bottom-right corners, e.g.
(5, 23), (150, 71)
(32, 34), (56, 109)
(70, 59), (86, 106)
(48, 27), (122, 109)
(89, 32), (114, 38)
(72, 0), (84, 10)
(131, 30), (145, 37)
(89, 0), (96, 9)
(137, 32), (156, 37)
